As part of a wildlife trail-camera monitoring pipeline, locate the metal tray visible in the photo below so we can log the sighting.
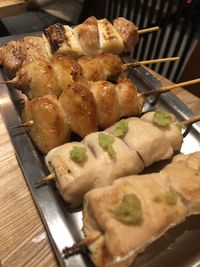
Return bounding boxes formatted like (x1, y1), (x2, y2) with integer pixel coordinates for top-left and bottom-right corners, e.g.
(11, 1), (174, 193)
(1, 34), (200, 267)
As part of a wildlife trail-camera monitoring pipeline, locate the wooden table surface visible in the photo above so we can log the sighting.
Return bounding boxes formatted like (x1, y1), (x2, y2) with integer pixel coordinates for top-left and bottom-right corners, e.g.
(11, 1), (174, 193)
(0, 0), (26, 19)
(0, 70), (200, 267)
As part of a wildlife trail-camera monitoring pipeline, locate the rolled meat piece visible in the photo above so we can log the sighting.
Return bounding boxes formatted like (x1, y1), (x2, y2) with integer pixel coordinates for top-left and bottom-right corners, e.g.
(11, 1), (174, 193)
(50, 53), (88, 90)
(77, 53), (124, 82)
(89, 81), (120, 129)
(59, 83), (98, 138)
(0, 36), (49, 75)
(115, 75), (144, 117)
(77, 56), (106, 82)
(141, 111), (183, 151)
(106, 117), (174, 167)
(10, 59), (61, 99)
(113, 17), (139, 51)
(45, 111), (182, 208)
(46, 132), (144, 207)
(83, 151), (200, 267)
(22, 95), (71, 154)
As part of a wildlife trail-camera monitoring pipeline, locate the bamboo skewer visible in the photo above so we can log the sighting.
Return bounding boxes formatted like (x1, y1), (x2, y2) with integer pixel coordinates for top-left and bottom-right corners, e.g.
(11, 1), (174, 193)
(35, 113), (200, 188)
(123, 57), (179, 70)
(138, 26), (159, 35)
(178, 114), (200, 127)
(35, 173), (55, 188)
(11, 120), (34, 129)
(62, 231), (101, 258)
(140, 78), (200, 97)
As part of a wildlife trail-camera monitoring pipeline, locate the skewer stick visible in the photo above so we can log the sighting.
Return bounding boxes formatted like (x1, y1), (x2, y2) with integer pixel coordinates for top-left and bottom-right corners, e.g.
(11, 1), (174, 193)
(35, 173), (55, 188)
(178, 114), (200, 127)
(62, 231), (101, 258)
(123, 56), (179, 70)
(11, 120), (34, 129)
(140, 78), (200, 97)
(138, 26), (159, 34)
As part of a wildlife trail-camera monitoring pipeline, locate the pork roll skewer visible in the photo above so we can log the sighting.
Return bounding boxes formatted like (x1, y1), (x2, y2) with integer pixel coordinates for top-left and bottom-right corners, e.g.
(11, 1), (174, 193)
(44, 110), (187, 208)
(80, 151), (200, 267)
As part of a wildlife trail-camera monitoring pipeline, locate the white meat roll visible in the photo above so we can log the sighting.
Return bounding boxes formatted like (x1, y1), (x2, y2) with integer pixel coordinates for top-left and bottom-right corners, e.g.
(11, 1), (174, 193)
(107, 117), (174, 167)
(46, 132), (144, 207)
(141, 111), (183, 151)
(161, 151), (200, 215)
(83, 170), (188, 267)
(82, 132), (144, 188)
(45, 142), (96, 208)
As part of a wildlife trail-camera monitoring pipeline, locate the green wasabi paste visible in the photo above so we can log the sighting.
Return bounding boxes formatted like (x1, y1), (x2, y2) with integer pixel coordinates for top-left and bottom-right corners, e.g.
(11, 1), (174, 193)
(153, 109), (173, 126)
(110, 194), (143, 224)
(98, 132), (116, 158)
(70, 146), (87, 162)
(114, 119), (128, 138)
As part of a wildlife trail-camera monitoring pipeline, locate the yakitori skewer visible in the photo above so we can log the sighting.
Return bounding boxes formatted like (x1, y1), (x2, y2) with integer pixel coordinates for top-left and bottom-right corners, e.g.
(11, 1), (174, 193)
(0, 17), (159, 75)
(1, 54), (179, 97)
(35, 111), (200, 209)
(12, 78), (200, 155)
(62, 151), (200, 267)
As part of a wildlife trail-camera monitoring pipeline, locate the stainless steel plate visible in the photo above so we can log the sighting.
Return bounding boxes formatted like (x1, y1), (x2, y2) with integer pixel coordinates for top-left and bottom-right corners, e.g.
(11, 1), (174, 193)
(0, 34), (200, 267)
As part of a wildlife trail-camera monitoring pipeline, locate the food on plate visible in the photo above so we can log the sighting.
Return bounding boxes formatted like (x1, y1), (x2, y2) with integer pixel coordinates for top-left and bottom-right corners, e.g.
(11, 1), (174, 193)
(44, 16), (158, 57)
(0, 36), (49, 75)
(19, 77), (200, 154)
(81, 151), (200, 267)
(44, 110), (183, 208)
(4, 52), (178, 98)
(0, 16), (159, 75)
(21, 95), (71, 154)
(20, 75), (143, 153)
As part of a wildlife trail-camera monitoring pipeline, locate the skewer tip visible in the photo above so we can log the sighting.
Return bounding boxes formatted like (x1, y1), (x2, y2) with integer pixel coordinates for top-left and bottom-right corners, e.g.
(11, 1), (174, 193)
(11, 120), (34, 129)
(35, 173), (55, 188)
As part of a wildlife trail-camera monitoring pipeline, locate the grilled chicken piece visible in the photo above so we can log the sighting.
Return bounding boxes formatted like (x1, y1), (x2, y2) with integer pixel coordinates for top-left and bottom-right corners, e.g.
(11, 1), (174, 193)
(107, 117), (175, 167)
(161, 152), (200, 215)
(83, 152), (200, 267)
(83, 151), (200, 267)
(22, 95), (71, 154)
(141, 111), (183, 151)
(45, 111), (182, 208)
(77, 52), (124, 82)
(77, 56), (106, 82)
(90, 81), (120, 129)
(0, 36), (49, 75)
(116, 75), (144, 117)
(10, 59), (61, 99)
(113, 17), (139, 51)
(50, 53), (88, 89)
(74, 16), (101, 57)
(46, 132), (143, 208)
(59, 83), (98, 138)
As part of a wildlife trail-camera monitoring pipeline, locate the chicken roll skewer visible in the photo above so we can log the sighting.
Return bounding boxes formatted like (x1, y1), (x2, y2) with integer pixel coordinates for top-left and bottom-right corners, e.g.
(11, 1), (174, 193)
(3, 52), (179, 97)
(78, 151), (200, 267)
(41, 110), (199, 209)
(17, 78), (200, 154)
